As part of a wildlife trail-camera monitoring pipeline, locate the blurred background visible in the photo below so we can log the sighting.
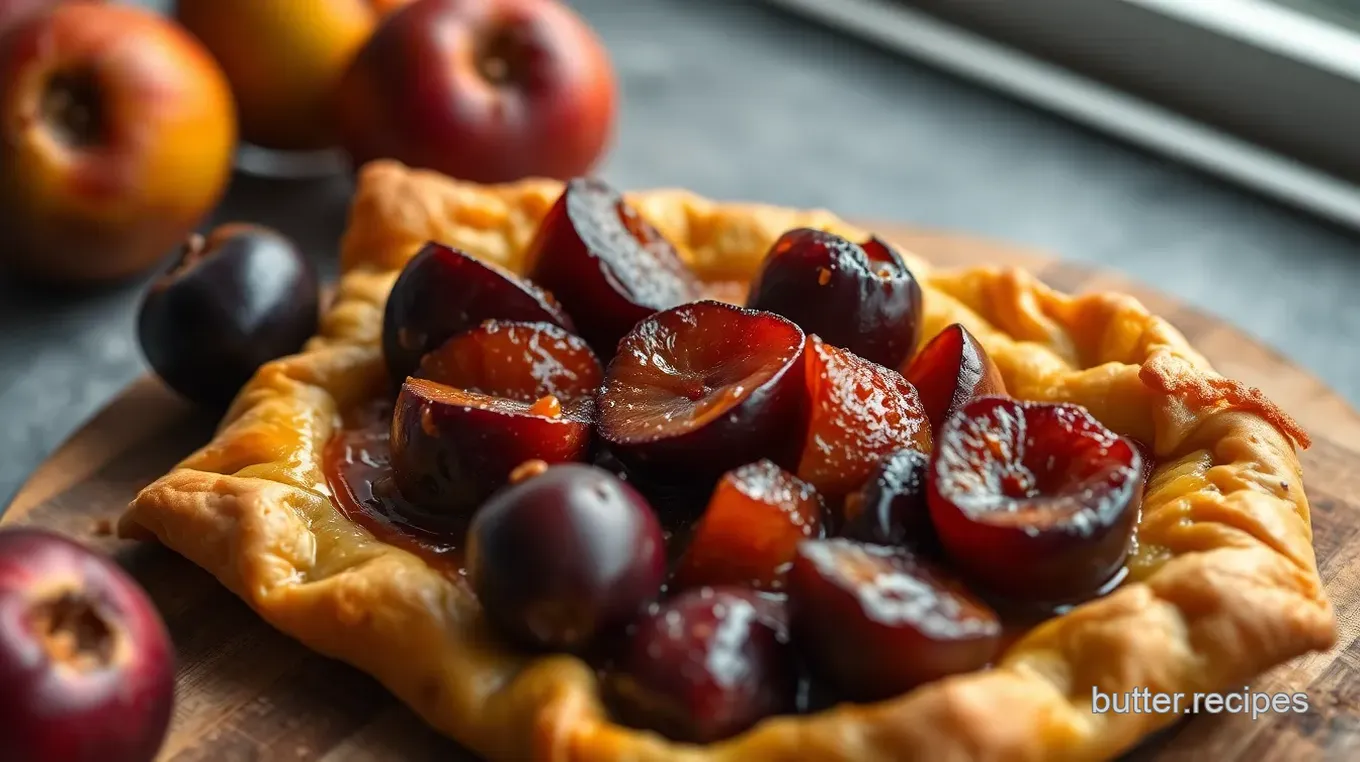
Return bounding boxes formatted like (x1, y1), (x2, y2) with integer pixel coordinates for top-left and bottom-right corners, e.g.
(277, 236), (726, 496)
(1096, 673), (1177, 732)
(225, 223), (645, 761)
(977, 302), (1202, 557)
(2, 0), (1359, 506)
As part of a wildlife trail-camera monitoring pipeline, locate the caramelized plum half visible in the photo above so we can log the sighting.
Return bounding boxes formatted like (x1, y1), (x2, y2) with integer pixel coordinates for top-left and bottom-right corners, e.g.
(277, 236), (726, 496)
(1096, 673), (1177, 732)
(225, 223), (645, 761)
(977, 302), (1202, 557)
(903, 323), (1007, 432)
(747, 229), (923, 368)
(598, 301), (807, 484)
(928, 397), (1143, 603)
(382, 243), (574, 382)
(467, 465), (665, 652)
(840, 449), (936, 552)
(796, 336), (932, 501)
(787, 539), (1000, 701)
(416, 320), (603, 403)
(390, 378), (592, 518)
(609, 587), (795, 743)
(674, 460), (824, 592)
(523, 178), (703, 356)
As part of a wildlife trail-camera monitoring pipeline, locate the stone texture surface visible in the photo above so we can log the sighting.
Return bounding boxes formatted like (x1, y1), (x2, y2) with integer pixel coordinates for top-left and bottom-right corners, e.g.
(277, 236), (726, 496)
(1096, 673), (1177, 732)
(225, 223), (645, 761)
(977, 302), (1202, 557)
(3, 0), (1359, 506)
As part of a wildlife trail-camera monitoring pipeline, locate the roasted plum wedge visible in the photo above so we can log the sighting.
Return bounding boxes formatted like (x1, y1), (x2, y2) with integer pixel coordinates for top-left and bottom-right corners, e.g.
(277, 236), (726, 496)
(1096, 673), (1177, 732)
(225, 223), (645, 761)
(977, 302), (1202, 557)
(467, 465), (665, 652)
(522, 178), (703, 356)
(390, 378), (592, 518)
(747, 229), (923, 369)
(796, 336), (932, 501)
(598, 300), (808, 485)
(673, 460), (824, 593)
(928, 396), (1143, 604)
(788, 539), (1001, 702)
(382, 243), (575, 382)
(903, 323), (1007, 432)
(608, 587), (795, 743)
(416, 320), (603, 404)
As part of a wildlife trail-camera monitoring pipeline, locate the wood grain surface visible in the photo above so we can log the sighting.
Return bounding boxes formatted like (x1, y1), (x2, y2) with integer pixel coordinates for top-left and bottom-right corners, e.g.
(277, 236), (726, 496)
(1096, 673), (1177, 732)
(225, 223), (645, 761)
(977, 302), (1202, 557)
(4, 226), (1359, 762)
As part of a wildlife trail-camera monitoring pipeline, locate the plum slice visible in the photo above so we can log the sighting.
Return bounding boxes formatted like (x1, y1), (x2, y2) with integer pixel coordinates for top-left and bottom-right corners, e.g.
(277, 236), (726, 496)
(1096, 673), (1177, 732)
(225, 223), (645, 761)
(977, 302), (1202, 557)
(796, 336), (932, 501)
(467, 464), (665, 652)
(747, 229), (923, 369)
(0, 528), (175, 762)
(416, 320), (603, 404)
(928, 396), (1143, 603)
(390, 377), (592, 518)
(522, 178), (703, 356)
(382, 242), (574, 382)
(608, 587), (795, 743)
(903, 323), (1007, 432)
(598, 300), (807, 484)
(839, 449), (936, 553)
(673, 460), (824, 593)
(787, 538), (1000, 701)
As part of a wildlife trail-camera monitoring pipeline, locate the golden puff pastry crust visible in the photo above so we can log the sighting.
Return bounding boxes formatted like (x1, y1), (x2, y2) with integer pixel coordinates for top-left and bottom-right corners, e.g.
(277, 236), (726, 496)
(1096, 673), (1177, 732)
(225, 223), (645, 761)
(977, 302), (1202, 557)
(120, 160), (1336, 762)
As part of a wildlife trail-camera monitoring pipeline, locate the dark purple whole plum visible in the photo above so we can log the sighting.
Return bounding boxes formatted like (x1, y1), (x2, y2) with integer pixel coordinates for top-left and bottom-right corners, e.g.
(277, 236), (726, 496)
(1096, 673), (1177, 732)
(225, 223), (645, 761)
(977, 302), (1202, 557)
(465, 464), (666, 652)
(138, 223), (319, 409)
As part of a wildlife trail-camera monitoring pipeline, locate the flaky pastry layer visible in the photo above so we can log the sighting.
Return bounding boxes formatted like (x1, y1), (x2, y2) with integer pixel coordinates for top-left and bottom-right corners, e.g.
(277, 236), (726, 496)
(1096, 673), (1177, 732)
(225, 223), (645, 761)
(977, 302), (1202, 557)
(120, 161), (1336, 762)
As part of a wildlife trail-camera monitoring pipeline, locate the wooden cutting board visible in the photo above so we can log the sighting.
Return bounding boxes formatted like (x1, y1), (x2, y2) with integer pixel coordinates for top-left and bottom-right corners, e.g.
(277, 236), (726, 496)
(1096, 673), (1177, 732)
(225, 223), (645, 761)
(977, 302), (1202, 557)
(5, 225), (1360, 762)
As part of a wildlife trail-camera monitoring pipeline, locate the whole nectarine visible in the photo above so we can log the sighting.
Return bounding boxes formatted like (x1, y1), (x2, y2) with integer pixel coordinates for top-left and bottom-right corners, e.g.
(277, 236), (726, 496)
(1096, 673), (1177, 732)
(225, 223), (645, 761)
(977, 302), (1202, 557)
(336, 0), (617, 183)
(177, 0), (410, 152)
(0, 2), (236, 284)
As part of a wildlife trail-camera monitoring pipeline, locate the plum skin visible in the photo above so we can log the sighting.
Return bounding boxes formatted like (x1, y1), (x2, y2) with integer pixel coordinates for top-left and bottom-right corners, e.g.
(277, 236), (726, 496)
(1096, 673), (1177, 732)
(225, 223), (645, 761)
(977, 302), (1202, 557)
(787, 538), (1000, 701)
(381, 242), (574, 383)
(902, 323), (1007, 433)
(840, 448), (936, 552)
(138, 223), (319, 410)
(608, 586), (796, 743)
(747, 229), (923, 369)
(522, 177), (703, 357)
(466, 464), (666, 652)
(0, 528), (175, 762)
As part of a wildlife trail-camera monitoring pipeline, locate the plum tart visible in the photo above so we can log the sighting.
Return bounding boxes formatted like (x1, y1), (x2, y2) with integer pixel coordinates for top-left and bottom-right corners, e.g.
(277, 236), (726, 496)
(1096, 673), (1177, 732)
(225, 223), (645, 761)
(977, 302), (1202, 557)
(119, 160), (1335, 762)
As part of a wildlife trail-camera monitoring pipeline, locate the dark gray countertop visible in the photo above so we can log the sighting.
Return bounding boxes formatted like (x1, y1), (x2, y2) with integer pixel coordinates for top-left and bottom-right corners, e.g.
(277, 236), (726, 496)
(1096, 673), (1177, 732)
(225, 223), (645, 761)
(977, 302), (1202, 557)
(3, 0), (1359, 506)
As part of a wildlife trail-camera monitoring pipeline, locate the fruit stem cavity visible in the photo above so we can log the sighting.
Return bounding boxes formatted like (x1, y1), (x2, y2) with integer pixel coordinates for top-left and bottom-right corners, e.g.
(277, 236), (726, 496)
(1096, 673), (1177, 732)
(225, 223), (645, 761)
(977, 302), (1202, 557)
(30, 591), (117, 670)
(477, 26), (523, 85)
(41, 69), (106, 149)
(162, 233), (209, 284)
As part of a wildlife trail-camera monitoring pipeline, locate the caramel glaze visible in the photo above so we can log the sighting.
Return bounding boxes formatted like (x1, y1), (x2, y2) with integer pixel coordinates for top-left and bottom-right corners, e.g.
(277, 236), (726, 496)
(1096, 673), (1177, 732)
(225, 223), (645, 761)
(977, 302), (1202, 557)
(322, 401), (703, 579)
(323, 399), (470, 579)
